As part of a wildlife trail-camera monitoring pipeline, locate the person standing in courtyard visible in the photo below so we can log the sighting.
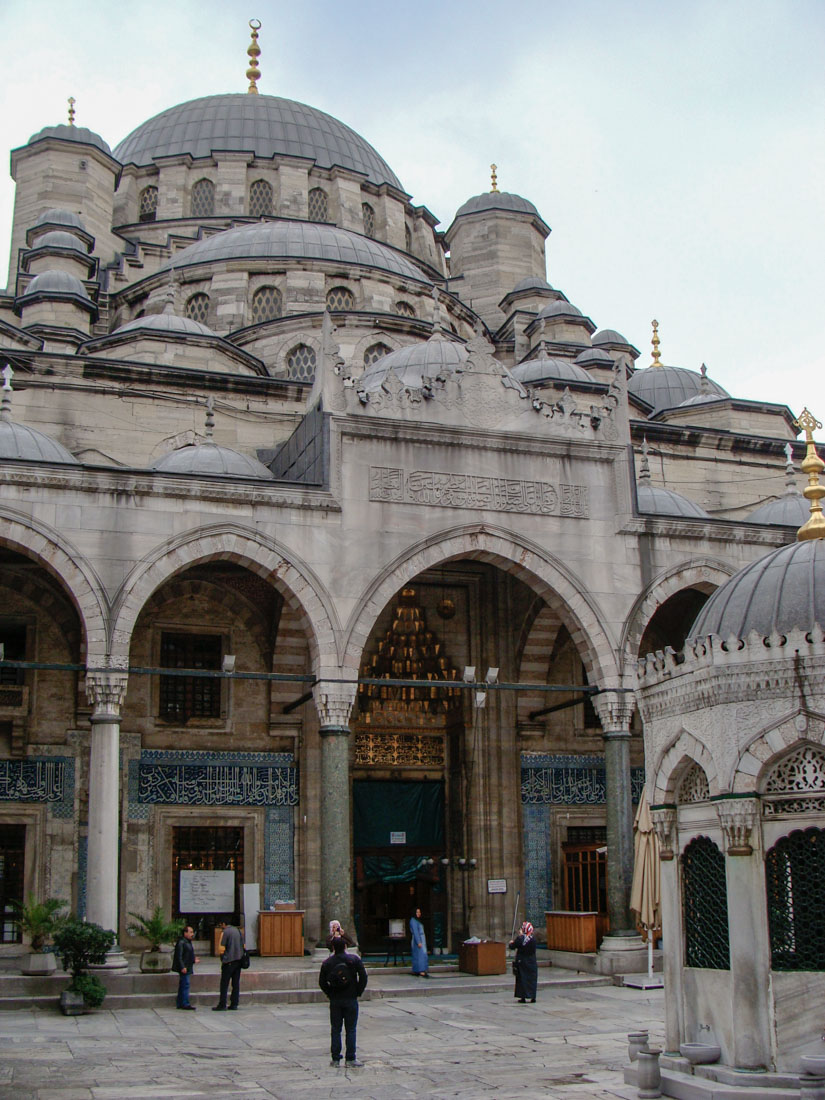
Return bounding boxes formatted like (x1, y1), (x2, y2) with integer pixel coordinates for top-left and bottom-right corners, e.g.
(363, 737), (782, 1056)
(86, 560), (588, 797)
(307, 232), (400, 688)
(410, 907), (430, 977)
(509, 920), (537, 1003)
(172, 924), (199, 1010)
(213, 919), (244, 1011)
(319, 935), (368, 1067)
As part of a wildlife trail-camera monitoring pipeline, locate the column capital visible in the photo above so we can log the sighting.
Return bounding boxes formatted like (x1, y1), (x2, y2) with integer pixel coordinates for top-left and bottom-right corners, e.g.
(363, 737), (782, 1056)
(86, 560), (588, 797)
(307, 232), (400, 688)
(714, 796), (760, 856)
(650, 805), (677, 860)
(86, 670), (128, 720)
(313, 679), (357, 729)
(592, 690), (636, 734)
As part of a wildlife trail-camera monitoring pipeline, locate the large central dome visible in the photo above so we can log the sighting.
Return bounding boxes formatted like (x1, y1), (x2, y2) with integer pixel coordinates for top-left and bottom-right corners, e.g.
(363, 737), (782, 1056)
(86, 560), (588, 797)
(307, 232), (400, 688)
(114, 94), (404, 190)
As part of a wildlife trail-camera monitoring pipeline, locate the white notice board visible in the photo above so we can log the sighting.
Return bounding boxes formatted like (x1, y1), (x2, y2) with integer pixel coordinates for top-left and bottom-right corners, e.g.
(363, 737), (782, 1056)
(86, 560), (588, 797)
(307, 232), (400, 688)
(179, 870), (235, 913)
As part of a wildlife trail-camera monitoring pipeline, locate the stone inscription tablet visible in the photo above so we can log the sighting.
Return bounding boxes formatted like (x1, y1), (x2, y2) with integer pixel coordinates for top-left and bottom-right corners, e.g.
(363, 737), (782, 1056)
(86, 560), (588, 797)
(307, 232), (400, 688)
(369, 466), (589, 518)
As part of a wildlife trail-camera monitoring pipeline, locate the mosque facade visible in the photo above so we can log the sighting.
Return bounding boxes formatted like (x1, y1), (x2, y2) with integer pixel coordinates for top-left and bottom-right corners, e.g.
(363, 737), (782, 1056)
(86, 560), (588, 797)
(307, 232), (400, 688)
(0, 27), (815, 974)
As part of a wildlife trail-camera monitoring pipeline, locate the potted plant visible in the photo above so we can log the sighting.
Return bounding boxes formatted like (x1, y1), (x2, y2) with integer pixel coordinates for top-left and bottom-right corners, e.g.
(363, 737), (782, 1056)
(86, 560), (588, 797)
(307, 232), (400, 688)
(127, 907), (185, 973)
(52, 916), (115, 1015)
(13, 894), (68, 975)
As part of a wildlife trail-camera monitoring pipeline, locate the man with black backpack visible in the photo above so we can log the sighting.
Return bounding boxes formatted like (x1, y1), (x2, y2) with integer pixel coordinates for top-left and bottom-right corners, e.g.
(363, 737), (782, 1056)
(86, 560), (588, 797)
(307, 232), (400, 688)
(319, 935), (368, 1067)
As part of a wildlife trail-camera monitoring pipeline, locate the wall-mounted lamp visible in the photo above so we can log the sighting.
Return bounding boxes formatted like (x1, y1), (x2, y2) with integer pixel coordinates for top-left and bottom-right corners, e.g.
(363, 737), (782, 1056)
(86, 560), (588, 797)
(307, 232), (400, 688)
(474, 690), (487, 708)
(463, 666), (476, 682)
(485, 667), (499, 684)
(222, 655), (236, 674)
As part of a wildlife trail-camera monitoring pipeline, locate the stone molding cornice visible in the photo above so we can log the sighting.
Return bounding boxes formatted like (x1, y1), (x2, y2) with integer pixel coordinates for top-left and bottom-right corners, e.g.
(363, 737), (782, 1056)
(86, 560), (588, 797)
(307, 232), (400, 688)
(714, 796), (760, 855)
(619, 516), (791, 546)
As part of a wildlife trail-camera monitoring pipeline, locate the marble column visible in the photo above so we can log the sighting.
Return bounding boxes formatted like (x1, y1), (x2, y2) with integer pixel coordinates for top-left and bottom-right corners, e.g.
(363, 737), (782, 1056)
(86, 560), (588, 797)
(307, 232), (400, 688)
(716, 797), (772, 1070)
(651, 806), (682, 1054)
(594, 691), (637, 935)
(85, 669), (129, 968)
(313, 680), (357, 941)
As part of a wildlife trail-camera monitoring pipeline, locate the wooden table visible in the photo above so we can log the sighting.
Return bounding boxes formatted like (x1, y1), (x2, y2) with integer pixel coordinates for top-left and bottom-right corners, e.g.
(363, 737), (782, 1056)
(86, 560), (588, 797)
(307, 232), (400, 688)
(545, 910), (606, 953)
(257, 910), (305, 957)
(458, 940), (506, 975)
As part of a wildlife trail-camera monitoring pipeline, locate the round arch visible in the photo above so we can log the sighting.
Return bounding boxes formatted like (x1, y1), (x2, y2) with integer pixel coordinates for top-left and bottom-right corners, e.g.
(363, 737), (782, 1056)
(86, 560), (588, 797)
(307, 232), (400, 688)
(0, 506), (108, 663)
(341, 523), (620, 686)
(108, 523), (340, 671)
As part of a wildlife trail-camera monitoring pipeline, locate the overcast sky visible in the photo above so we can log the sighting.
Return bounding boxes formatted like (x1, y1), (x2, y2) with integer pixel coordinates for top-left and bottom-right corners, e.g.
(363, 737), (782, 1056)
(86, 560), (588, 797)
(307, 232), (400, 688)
(1, 0), (822, 427)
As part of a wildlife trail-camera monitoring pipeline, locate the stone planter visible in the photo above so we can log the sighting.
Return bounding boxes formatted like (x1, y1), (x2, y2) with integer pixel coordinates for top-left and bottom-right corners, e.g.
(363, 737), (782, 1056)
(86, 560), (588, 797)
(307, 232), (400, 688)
(139, 949), (173, 973)
(21, 950), (57, 976)
(628, 1031), (649, 1062)
(59, 989), (88, 1016)
(636, 1048), (662, 1098)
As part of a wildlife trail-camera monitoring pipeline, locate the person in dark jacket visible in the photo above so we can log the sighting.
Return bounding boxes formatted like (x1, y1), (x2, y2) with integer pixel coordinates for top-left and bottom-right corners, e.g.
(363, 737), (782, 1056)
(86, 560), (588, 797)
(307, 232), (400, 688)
(213, 920), (244, 1011)
(509, 920), (538, 1003)
(319, 936), (368, 1067)
(325, 918), (355, 952)
(172, 925), (199, 1010)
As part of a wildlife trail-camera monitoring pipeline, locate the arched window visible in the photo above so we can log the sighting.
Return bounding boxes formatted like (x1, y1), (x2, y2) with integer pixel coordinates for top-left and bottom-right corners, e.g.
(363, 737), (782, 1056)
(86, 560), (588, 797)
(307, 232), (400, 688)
(395, 300), (415, 318)
(363, 342), (392, 367)
(764, 744), (825, 816)
(677, 763), (710, 804)
(191, 178), (215, 217)
(287, 344), (317, 382)
(308, 187), (328, 222)
(766, 827), (825, 971)
(249, 179), (273, 217)
(139, 186), (158, 223)
(405, 224), (412, 251)
(250, 286), (282, 324)
(326, 286), (354, 312)
(362, 202), (375, 238)
(682, 836), (730, 969)
(185, 293), (210, 324)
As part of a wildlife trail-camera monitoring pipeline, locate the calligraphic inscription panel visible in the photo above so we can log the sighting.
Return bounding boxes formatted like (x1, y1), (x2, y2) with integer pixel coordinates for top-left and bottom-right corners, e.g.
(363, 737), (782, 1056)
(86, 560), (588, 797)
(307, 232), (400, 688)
(520, 754), (644, 805)
(0, 759), (65, 803)
(138, 763), (298, 806)
(355, 731), (445, 767)
(369, 467), (589, 519)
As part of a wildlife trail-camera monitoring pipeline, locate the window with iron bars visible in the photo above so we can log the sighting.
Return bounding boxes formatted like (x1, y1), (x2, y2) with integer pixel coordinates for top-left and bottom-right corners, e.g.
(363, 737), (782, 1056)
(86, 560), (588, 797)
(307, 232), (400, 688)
(159, 632), (222, 723)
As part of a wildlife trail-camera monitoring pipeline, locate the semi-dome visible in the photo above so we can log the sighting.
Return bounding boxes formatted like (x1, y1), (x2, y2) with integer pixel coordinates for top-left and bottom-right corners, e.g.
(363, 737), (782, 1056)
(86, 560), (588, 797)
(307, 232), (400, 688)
(360, 338), (469, 391)
(636, 483), (710, 519)
(160, 220), (429, 283)
(629, 365), (728, 414)
(689, 538), (825, 640)
(510, 356), (590, 385)
(152, 442), (273, 479)
(30, 230), (89, 253)
(19, 270), (90, 300)
(114, 94), (403, 190)
(747, 494), (809, 527)
(33, 209), (86, 231)
(455, 192), (539, 218)
(112, 313), (216, 338)
(28, 124), (111, 156)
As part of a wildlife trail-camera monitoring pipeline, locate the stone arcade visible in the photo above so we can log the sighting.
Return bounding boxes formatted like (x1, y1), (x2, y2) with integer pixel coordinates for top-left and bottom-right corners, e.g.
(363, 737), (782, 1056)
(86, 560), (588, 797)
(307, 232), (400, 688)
(0, 25), (817, 1004)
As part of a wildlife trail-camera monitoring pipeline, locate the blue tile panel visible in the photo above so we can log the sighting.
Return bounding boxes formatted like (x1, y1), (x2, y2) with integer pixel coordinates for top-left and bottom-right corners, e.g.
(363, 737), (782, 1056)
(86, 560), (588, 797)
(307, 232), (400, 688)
(0, 756), (74, 819)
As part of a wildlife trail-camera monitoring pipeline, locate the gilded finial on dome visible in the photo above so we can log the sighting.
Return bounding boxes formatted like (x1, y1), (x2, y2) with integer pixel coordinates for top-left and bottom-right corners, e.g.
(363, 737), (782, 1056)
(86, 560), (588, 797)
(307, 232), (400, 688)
(794, 407), (825, 541)
(246, 19), (262, 94)
(490, 164), (498, 193)
(1, 364), (14, 422)
(651, 319), (662, 367)
(68, 97), (76, 126)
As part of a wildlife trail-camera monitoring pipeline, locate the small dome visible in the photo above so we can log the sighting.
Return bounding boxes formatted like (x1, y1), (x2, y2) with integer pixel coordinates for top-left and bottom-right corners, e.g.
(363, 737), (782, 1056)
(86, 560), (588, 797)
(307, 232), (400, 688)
(748, 494), (810, 527)
(629, 365), (728, 414)
(19, 270), (90, 300)
(593, 329), (629, 345)
(689, 538), (825, 640)
(636, 483), (710, 519)
(455, 192), (539, 218)
(152, 442), (273, 479)
(33, 209), (86, 232)
(0, 420), (78, 465)
(574, 348), (614, 367)
(30, 230), (88, 253)
(112, 313), (216, 338)
(679, 392), (726, 407)
(538, 300), (583, 320)
(28, 124), (111, 156)
(510, 276), (554, 294)
(360, 339), (468, 391)
(511, 356), (590, 385)
(160, 221), (428, 284)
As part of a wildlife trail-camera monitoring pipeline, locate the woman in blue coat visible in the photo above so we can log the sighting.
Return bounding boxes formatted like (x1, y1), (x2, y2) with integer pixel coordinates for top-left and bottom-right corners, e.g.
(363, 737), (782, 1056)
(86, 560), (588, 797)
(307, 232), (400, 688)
(509, 920), (537, 1002)
(410, 908), (430, 977)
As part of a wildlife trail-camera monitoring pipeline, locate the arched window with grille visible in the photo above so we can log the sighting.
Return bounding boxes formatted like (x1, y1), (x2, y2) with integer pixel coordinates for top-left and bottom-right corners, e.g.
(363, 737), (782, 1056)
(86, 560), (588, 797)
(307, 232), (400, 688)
(249, 179), (273, 217)
(326, 286), (354, 312)
(678, 763), (710, 804)
(395, 300), (415, 318)
(186, 293), (210, 324)
(139, 186), (158, 223)
(191, 178), (215, 217)
(308, 187), (328, 222)
(250, 286), (282, 324)
(682, 836), (730, 969)
(766, 827), (825, 971)
(286, 344), (317, 382)
(363, 342), (392, 367)
(362, 202), (375, 238)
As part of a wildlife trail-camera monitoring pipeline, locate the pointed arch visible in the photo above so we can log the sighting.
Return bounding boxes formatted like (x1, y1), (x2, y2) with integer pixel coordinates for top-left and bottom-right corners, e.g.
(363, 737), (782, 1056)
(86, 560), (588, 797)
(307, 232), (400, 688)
(652, 727), (720, 804)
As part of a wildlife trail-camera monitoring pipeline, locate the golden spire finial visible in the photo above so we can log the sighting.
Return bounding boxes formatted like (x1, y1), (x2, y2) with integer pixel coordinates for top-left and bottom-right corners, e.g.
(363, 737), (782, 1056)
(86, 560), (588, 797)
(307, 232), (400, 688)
(490, 164), (498, 193)
(246, 19), (262, 94)
(650, 319), (662, 368)
(794, 407), (825, 541)
(68, 97), (76, 126)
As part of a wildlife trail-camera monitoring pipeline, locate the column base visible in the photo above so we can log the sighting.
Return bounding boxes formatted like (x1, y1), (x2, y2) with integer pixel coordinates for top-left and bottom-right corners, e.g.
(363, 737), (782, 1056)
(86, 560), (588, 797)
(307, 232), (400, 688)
(596, 933), (648, 976)
(88, 945), (129, 971)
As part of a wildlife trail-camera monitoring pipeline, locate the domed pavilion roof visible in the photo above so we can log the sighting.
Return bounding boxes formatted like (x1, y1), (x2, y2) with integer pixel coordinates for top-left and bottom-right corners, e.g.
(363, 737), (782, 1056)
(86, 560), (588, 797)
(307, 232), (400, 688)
(455, 192), (539, 218)
(153, 442), (273, 479)
(0, 381), (78, 465)
(113, 94), (403, 190)
(748, 494), (809, 527)
(629, 365), (728, 414)
(360, 338), (468, 391)
(510, 356), (590, 385)
(112, 312), (216, 338)
(28, 124), (111, 156)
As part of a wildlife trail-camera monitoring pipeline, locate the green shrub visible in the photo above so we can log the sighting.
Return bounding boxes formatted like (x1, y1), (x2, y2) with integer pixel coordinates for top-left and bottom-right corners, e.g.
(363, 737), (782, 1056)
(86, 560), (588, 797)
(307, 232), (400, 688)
(69, 972), (106, 1008)
(53, 917), (115, 978)
(12, 894), (68, 951)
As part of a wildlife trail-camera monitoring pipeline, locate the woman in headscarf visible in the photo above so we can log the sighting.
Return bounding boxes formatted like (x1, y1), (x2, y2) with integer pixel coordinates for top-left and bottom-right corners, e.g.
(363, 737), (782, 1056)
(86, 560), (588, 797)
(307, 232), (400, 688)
(325, 919), (354, 952)
(509, 920), (537, 1003)
(409, 907), (430, 977)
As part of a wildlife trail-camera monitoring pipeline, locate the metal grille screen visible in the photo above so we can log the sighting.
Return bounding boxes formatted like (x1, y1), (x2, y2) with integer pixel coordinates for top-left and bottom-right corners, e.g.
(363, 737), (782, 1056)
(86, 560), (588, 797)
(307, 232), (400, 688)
(766, 826), (825, 971)
(682, 835), (730, 969)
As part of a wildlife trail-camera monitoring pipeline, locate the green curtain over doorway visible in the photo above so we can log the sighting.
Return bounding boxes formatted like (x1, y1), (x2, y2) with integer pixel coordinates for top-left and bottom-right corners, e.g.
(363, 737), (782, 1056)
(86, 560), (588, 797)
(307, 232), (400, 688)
(353, 780), (444, 849)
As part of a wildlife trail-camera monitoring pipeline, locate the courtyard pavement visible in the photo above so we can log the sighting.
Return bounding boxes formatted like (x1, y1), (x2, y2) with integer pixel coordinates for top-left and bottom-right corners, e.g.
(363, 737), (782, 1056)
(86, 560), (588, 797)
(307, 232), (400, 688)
(0, 975), (664, 1099)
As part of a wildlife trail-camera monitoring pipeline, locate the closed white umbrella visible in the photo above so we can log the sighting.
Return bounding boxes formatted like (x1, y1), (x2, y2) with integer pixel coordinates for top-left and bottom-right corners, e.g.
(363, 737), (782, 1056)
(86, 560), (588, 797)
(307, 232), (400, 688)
(630, 791), (661, 978)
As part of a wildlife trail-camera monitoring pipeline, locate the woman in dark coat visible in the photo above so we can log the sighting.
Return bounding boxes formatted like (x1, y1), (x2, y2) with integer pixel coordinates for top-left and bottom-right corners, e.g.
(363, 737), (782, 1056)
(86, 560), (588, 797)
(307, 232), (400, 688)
(509, 920), (538, 1003)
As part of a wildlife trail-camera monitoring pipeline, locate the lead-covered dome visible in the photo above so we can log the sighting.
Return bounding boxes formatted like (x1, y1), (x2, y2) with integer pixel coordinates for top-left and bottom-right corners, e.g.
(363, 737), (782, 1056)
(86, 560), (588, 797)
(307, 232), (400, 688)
(689, 539), (825, 640)
(112, 313), (216, 338)
(152, 442), (273, 479)
(28, 124), (111, 156)
(114, 94), (403, 190)
(636, 483), (710, 519)
(510, 356), (590, 385)
(160, 220), (429, 283)
(455, 192), (539, 218)
(629, 365), (728, 414)
(360, 338), (468, 391)
(747, 493), (809, 527)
